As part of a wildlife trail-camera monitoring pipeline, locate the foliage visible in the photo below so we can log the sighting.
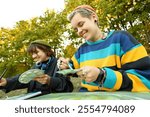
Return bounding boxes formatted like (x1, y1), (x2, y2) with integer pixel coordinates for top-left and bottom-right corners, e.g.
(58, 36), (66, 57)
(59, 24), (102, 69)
(0, 10), (68, 76)
(97, 0), (150, 43)
(63, 44), (77, 58)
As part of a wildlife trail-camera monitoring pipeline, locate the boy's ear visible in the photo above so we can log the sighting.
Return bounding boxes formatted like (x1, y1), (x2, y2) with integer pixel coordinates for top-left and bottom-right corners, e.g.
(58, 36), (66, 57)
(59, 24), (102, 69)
(47, 52), (51, 56)
(91, 13), (97, 21)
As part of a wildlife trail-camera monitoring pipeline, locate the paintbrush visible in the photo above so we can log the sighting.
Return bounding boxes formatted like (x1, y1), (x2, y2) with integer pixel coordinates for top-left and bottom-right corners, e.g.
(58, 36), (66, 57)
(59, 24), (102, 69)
(0, 68), (7, 80)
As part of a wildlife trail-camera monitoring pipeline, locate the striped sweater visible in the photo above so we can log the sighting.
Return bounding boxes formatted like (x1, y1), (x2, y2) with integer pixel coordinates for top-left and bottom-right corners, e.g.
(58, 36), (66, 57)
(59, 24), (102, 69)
(71, 30), (150, 92)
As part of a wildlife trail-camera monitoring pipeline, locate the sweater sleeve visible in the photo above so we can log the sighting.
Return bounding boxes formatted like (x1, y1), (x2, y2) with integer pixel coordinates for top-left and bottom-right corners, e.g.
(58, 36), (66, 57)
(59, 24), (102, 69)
(3, 75), (28, 93)
(103, 31), (150, 92)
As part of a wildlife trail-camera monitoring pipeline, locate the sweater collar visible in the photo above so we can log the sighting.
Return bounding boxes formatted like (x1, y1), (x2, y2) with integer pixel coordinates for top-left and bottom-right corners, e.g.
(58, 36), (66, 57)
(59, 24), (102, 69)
(86, 30), (115, 45)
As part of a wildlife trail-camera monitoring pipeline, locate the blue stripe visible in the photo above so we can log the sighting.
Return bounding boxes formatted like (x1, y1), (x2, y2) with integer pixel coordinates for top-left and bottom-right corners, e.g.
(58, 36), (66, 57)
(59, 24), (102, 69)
(77, 32), (120, 55)
(126, 69), (150, 89)
(103, 68), (117, 88)
(77, 31), (139, 57)
(80, 44), (121, 62)
(135, 69), (150, 80)
(116, 31), (139, 53)
(107, 30), (115, 38)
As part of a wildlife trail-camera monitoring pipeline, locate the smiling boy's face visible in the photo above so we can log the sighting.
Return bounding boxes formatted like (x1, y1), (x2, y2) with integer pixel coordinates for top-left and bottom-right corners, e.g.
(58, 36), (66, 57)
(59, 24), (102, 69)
(31, 48), (49, 63)
(70, 13), (99, 42)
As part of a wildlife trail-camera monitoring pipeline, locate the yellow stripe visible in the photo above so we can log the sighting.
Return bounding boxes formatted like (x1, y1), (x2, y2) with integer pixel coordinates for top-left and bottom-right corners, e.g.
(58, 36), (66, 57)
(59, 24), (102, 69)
(113, 71), (122, 90)
(81, 83), (99, 91)
(71, 56), (80, 69)
(80, 55), (121, 68)
(81, 82), (116, 92)
(127, 73), (150, 92)
(121, 46), (148, 65)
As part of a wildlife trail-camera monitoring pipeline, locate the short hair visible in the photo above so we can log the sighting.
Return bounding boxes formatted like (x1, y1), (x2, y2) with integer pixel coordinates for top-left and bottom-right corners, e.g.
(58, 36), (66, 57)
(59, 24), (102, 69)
(67, 5), (99, 25)
(67, 8), (94, 21)
(27, 43), (55, 57)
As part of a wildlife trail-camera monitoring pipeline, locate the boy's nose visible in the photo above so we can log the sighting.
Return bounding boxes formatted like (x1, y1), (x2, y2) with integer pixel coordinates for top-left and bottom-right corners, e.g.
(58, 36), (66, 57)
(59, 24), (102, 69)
(32, 53), (37, 59)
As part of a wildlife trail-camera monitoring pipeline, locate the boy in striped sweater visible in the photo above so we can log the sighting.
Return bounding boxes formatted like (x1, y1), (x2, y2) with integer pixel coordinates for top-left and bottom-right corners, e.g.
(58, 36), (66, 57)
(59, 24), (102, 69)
(59, 5), (150, 92)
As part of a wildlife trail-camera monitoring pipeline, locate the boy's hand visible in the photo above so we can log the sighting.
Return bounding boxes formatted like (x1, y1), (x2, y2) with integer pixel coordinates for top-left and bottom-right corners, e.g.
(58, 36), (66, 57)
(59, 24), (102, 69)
(77, 66), (100, 82)
(58, 57), (70, 70)
(0, 78), (7, 87)
(33, 74), (51, 85)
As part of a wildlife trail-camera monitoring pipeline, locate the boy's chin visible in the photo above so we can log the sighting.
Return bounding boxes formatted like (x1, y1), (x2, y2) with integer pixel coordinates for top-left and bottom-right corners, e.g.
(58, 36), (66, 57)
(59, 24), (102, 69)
(86, 38), (93, 42)
(35, 61), (41, 64)
(84, 35), (92, 41)
(84, 37), (90, 41)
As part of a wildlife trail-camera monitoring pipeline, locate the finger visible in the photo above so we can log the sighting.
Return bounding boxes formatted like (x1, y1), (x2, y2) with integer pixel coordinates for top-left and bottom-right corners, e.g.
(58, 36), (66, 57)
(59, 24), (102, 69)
(59, 57), (65, 60)
(82, 68), (90, 75)
(58, 58), (66, 70)
(34, 78), (45, 84)
(76, 70), (83, 76)
(79, 75), (86, 81)
(33, 77), (41, 80)
(85, 78), (93, 83)
(40, 74), (48, 77)
(59, 64), (68, 70)
(81, 75), (86, 80)
(77, 72), (86, 79)
(59, 57), (67, 63)
(59, 64), (63, 69)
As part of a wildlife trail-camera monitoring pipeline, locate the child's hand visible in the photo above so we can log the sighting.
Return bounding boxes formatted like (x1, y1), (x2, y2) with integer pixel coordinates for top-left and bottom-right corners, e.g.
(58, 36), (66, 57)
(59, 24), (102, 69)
(33, 74), (51, 85)
(0, 78), (7, 87)
(58, 57), (70, 70)
(77, 66), (100, 82)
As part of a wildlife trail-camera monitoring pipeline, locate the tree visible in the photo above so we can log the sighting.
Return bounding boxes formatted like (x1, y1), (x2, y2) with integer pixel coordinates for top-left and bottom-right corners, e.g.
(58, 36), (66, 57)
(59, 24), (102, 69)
(97, 0), (150, 45)
(0, 10), (69, 76)
(62, 44), (77, 58)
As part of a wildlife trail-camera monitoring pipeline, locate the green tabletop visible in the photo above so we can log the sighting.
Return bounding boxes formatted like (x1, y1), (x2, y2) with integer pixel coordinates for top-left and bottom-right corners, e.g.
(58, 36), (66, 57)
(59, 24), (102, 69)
(33, 92), (150, 100)
(6, 91), (150, 100)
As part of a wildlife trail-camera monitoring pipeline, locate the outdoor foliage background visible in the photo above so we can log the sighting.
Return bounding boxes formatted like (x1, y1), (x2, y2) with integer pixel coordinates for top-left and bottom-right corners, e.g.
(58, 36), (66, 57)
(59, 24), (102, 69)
(0, 0), (150, 97)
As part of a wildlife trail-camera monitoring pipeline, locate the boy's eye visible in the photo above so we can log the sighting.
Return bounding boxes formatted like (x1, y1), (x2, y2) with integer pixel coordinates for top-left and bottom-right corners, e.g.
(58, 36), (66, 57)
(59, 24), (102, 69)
(78, 22), (84, 27)
(74, 28), (78, 32)
(32, 51), (38, 55)
(73, 22), (84, 32)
